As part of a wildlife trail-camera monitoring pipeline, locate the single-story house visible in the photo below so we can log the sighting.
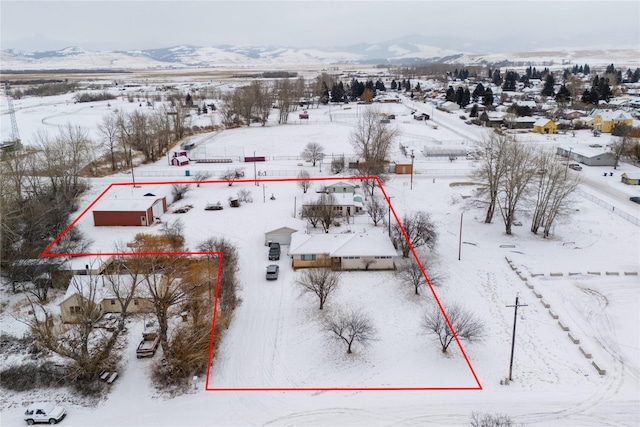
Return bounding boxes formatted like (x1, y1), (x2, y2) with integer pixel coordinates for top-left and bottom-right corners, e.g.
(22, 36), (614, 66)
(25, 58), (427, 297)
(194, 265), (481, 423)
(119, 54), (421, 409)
(93, 196), (167, 226)
(440, 101), (460, 112)
(533, 118), (557, 134)
(289, 231), (397, 270)
(59, 274), (158, 323)
(556, 146), (617, 167)
(621, 173), (640, 185)
(508, 117), (537, 130)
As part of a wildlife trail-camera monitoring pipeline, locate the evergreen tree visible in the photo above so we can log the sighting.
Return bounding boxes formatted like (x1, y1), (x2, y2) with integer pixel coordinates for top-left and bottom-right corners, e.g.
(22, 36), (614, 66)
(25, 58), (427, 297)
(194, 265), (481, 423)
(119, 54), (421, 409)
(581, 89), (592, 104)
(606, 63), (615, 74)
(470, 103), (479, 118)
(541, 73), (555, 97)
(405, 79), (411, 91)
(502, 70), (518, 91)
(492, 69), (502, 86)
(375, 79), (386, 92)
(446, 86), (455, 102)
(320, 81), (329, 104)
(584, 64), (590, 74)
(472, 83), (485, 102)
(455, 86), (464, 107)
(555, 84), (571, 103)
(597, 77), (612, 102)
(462, 87), (471, 107)
(415, 82), (421, 92)
(633, 68), (640, 83)
(185, 92), (193, 107)
(483, 87), (494, 107)
(391, 79), (397, 90)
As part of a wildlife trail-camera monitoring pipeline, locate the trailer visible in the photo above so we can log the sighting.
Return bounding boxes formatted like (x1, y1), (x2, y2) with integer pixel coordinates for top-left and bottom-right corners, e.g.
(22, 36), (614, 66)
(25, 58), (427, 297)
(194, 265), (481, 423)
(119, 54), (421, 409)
(136, 331), (160, 358)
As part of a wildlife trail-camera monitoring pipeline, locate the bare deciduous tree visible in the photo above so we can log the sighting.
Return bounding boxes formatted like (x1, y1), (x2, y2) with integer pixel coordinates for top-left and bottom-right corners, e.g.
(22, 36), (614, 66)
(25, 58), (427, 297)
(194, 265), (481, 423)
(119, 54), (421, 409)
(297, 170), (312, 193)
(192, 170), (212, 187)
(197, 237), (240, 311)
(350, 107), (399, 163)
(301, 142), (325, 166)
(97, 114), (121, 171)
(531, 152), (580, 237)
(295, 268), (341, 310)
(422, 303), (485, 353)
(469, 412), (519, 427)
(497, 141), (537, 235)
(391, 211), (438, 258)
(472, 132), (510, 224)
(236, 188), (253, 203)
(274, 78), (294, 124)
(171, 184), (191, 201)
(325, 309), (377, 354)
(365, 194), (386, 226)
(396, 256), (445, 295)
(221, 167), (245, 186)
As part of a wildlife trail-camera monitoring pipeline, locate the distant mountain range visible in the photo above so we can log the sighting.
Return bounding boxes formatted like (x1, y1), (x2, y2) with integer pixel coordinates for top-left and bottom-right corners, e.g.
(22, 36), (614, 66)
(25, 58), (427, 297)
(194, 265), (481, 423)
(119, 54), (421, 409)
(2, 41), (639, 71)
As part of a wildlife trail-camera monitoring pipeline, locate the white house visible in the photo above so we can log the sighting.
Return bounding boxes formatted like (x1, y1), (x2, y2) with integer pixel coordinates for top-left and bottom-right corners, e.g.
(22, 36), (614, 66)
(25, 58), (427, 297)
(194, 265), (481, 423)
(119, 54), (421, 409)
(289, 231), (397, 270)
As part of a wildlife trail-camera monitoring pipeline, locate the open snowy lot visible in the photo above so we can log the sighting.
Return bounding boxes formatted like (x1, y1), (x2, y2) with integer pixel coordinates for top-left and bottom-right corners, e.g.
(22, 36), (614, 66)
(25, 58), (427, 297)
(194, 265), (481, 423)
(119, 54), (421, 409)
(1, 84), (639, 426)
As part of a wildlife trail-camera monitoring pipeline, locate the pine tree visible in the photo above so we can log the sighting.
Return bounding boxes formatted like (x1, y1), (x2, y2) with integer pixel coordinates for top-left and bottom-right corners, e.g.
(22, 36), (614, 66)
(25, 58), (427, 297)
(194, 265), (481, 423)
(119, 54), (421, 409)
(462, 87), (471, 107)
(455, 86), (464, 107)
(492, 69), (502, 85)
(541, 74), (555, 97)
(391, 79), (397, 90)
(320, 82), (329, 104)
(555, 84), (570, 103)
(472, 83), (485, 102)
(483, 87), (494, 107)
(446, 86), (455, 102)
(597, 77), (612, 102)
(470, 103), (479, 118)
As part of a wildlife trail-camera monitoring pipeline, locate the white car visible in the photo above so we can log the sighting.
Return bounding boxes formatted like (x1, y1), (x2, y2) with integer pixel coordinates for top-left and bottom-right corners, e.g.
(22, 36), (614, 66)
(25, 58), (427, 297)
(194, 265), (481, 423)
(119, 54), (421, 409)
(24, 404), (66, 425)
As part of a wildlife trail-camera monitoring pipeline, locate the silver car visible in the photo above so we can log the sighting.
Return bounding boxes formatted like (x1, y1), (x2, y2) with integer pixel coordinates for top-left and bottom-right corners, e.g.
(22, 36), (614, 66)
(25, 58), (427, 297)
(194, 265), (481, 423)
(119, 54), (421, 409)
(266, 265), (279, 280)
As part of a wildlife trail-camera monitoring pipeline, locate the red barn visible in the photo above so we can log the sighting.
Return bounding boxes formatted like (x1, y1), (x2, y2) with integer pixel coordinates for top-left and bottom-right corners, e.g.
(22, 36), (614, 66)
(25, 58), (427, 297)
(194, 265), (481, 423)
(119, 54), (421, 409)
(170, 150), (189, 166)
(92, 197), (167, 226)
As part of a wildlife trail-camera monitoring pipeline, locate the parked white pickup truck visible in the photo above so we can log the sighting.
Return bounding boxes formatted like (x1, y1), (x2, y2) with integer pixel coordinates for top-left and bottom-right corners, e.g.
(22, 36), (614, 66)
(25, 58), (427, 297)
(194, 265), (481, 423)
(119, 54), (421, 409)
(24, 404), (66, 424)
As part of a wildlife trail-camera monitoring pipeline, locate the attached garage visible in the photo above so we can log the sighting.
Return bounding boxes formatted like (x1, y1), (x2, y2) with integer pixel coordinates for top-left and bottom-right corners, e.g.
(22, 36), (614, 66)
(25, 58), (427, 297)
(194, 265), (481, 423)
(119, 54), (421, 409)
(264, 218), (305, 246)
(93, 197), (167, 226)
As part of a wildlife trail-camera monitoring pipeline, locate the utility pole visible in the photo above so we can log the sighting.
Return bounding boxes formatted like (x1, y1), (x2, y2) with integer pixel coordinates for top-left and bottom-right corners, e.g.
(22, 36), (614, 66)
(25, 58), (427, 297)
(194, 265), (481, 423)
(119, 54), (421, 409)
(458, 212), (463, 261)
(410, 149), (415, 190)
(506, 295), (528, 382)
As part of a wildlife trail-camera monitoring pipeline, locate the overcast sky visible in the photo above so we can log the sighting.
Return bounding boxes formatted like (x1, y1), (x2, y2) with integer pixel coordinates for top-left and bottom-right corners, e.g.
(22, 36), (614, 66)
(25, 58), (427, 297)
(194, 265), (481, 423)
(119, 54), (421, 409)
(2, 0), (639, 53)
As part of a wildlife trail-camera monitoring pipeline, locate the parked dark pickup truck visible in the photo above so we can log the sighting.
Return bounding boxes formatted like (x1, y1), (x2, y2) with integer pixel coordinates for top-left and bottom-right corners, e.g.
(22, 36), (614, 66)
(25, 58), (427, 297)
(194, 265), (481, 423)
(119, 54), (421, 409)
(268, 242), (281, 260)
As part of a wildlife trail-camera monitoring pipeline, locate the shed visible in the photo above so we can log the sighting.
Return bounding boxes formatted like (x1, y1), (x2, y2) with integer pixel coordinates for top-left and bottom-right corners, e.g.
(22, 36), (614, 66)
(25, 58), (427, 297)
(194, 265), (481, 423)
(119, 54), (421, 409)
(395, 163), (413, 174)
(92, 196), (167, 226)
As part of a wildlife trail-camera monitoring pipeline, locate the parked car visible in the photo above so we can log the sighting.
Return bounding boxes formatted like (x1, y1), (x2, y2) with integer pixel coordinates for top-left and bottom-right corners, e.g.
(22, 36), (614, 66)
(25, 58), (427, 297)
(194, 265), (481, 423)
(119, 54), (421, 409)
(266, 264), (279, 280)
(630, 196), (640, 204)
(589, 144), (603, 148)
(568, 163), (582, 171)
(24, 404), (66, 425)
(268, 242), (281, 260)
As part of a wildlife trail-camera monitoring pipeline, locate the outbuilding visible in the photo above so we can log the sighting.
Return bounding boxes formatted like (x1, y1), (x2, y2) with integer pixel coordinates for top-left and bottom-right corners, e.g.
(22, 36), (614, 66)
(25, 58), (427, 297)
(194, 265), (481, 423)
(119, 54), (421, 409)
(264, 218), (305, 246)
(533, 118), (557, 134)
(92, 196), (167, 226)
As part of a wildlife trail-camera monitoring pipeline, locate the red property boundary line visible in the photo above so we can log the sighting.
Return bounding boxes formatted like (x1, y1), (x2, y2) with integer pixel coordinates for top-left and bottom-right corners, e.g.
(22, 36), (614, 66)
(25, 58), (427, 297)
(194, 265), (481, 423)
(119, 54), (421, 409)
(40, 175), (482, 391)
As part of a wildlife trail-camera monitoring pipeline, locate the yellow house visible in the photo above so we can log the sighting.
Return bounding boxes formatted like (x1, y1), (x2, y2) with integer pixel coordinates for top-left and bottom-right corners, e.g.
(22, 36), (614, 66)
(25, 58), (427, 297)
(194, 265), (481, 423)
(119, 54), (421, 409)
(589, 110), (633, 133)
(59, 274), (159, 323)
(533, 118), (557, 134)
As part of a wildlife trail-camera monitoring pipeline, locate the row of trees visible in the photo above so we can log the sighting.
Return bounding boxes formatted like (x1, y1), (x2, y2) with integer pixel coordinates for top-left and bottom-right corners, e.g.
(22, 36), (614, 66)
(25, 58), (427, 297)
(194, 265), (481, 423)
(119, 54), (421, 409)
(1, 124), (94, 292)
(473, 132), (580, 237)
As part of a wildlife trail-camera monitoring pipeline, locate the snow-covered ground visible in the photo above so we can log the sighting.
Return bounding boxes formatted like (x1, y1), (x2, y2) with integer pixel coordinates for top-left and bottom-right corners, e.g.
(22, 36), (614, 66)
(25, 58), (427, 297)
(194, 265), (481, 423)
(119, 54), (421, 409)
(1, 86), (639, 426)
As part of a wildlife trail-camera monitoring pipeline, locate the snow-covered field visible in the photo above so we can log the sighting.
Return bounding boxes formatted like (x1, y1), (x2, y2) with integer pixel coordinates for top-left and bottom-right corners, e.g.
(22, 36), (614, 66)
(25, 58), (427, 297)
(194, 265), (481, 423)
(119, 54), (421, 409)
(1, 84), (640, 426)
